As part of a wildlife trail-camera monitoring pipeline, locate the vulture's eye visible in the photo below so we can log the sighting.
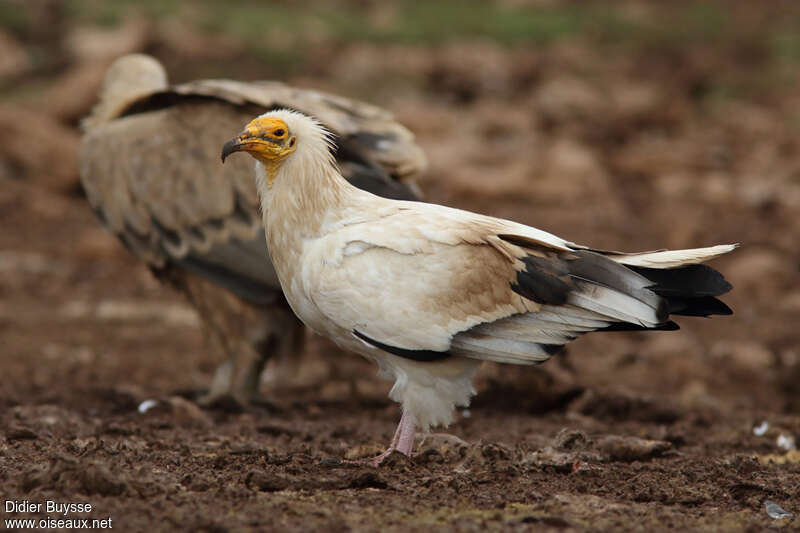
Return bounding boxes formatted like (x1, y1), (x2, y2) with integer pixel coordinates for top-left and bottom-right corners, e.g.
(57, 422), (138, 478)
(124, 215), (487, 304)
(273, 128), (285, 137)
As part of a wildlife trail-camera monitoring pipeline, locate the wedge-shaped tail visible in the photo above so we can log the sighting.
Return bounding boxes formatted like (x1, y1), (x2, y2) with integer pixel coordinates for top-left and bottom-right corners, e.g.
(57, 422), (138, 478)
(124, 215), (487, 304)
(451, 243), (736, 364)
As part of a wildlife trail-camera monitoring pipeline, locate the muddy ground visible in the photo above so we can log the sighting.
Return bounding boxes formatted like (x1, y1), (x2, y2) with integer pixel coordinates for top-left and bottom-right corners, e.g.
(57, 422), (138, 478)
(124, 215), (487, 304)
(1, 1), (799, 531)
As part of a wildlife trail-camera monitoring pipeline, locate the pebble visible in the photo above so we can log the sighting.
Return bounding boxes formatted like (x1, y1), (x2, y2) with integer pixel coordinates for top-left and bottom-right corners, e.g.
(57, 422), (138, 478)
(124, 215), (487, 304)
(138, 399), (159, 414)
(776, 434), (796, 451)
(753, 421), (769, 436)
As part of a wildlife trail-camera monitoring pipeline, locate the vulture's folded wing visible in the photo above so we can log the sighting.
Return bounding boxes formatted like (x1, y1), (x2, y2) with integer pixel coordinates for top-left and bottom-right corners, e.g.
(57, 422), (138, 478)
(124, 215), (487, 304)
(81, 101), (277, 302)
(308, 202), (734, 365)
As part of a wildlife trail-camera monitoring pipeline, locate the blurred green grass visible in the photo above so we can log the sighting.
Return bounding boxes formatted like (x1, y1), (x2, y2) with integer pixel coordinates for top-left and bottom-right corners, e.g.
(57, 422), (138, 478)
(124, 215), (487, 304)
(53, 0), (795, 51)
(3, 1), (797, 63)
(2, 0), (799, 102)
(64, 0), (603, 44)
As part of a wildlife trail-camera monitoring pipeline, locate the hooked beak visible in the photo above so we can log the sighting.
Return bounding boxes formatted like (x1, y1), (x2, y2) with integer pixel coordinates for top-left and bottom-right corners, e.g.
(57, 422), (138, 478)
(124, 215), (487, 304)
(221, 136), (246, 163)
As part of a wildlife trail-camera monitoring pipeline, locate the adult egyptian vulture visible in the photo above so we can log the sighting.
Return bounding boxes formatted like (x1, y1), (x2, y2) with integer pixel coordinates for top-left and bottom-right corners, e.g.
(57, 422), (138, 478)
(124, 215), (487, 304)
(80, 55), (426, 407)
(222, 110), (736, 464)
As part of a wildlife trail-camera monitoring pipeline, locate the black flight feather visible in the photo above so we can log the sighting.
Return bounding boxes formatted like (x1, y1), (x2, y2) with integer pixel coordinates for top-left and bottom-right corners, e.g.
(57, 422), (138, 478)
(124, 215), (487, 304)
(353, 330), (451, 362)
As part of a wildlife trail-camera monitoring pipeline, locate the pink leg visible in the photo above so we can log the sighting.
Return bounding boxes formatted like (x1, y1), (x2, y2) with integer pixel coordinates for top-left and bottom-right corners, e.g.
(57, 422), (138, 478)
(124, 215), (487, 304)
(345, 411), (417, 466)
(394, 410), (417, 456)
(351, 410), (417, 467)
(384, 419), (403, 450)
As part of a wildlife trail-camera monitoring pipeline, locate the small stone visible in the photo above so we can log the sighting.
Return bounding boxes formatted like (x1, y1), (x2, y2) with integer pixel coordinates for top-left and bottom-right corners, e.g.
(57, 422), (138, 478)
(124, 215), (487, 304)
(138, 399), (159, 414)
(776, 434), (796, 451)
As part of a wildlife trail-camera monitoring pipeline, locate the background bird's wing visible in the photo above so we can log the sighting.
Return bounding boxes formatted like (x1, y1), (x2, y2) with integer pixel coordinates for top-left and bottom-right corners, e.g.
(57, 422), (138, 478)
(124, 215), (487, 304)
(80, 58), (427, 304)
(309, 204), (734, 365)
(81, 100), (277, 303)
(170, 79), (427, 184)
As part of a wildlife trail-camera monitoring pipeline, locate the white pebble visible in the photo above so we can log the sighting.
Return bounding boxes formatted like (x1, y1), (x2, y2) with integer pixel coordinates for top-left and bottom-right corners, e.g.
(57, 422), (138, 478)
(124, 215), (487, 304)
(777, 434), (796, 451)
(753, 421), (769, 436)
(137, 399), (159, 414)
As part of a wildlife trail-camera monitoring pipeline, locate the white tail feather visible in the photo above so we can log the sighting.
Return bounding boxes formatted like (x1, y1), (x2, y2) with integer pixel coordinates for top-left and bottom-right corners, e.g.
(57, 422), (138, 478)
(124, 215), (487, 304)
(612, 244), (738, 268)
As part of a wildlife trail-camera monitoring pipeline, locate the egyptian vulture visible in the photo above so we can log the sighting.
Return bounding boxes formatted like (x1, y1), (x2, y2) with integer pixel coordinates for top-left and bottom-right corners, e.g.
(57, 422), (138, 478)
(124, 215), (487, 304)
(222, 110), (736, 464)
(80, 55), (426, 407)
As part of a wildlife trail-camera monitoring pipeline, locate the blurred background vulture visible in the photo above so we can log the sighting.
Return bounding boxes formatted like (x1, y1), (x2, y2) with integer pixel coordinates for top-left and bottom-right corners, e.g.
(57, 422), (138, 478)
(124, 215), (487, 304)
(79, 54), (426, 408)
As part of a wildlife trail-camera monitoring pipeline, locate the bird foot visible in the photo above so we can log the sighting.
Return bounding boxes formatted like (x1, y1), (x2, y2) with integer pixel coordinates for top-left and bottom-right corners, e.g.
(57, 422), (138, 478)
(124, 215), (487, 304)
(341, 409), (418, 467)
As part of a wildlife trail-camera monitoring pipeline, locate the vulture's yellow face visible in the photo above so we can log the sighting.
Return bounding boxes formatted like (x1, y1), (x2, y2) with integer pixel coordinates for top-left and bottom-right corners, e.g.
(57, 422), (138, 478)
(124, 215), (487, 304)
(221, 117), (297, 167)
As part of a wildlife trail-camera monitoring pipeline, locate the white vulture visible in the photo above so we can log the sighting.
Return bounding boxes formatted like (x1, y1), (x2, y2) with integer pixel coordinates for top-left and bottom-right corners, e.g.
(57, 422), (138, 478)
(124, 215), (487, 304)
(79, 55), (426, 408)
(221, 109), (737, 464)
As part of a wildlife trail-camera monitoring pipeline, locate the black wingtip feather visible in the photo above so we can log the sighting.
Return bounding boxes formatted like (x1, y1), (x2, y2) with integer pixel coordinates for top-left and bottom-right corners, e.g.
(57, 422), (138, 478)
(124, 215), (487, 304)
(632, 264), (733, 297)
(667, 296), (733, 317)
(629, 263), (734, 318)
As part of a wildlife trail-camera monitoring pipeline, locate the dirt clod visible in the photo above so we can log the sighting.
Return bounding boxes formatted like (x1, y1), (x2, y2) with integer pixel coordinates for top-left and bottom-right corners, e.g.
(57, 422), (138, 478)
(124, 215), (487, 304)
(246, 469), (290, 492)
(553, 428), (590, 451)
(598, 436), (673, 462)
(7, 426), (38, 442)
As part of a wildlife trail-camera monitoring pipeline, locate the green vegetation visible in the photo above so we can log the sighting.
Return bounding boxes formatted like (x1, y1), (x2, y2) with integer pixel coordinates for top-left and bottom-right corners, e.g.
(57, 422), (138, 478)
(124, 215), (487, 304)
(58, 0), (729, 48)
(65, 0), (181, 27)
(5, 0), (797, 99)
(0, 2), (31, 35)
(56, 0), (800, 58)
